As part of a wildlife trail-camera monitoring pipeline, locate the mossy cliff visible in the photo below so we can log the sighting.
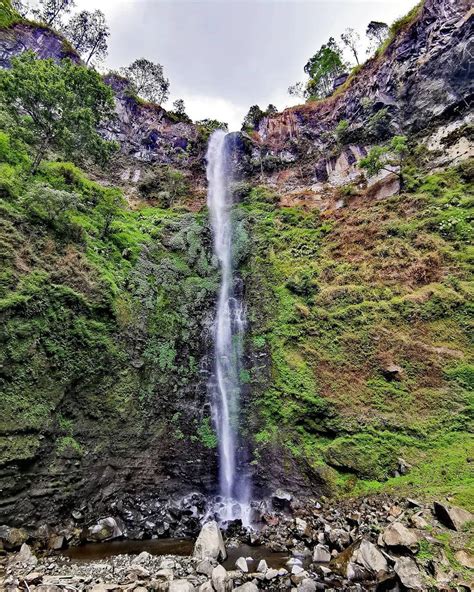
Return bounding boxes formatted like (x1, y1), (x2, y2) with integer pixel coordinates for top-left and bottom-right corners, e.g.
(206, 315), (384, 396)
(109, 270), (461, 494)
(0, 0), (472, 533)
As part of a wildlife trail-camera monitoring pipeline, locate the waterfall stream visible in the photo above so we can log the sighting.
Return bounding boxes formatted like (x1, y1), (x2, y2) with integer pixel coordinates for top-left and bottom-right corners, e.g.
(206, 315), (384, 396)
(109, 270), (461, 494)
(206, 130), (250, 522)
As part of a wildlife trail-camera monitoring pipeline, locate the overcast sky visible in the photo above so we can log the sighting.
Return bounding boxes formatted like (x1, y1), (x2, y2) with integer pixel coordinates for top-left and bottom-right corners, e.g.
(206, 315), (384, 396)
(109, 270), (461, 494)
(70, 0), (417, 130)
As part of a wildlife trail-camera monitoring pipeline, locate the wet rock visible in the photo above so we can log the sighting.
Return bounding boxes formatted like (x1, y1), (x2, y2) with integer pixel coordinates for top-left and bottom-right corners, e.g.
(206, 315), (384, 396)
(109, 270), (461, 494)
(235, 556), (248, 572)
(455, 550), (474, 569)
(351, 539), (388, 574)
(193, 521), (227, 561)
(382, 522), (418, 550)
(0, 525), (28, 550)
(87, 517), (123, 542)
(272, 489), (292, 511)
(394, 556), (423, 590)
(211, 564), (228, 592)
(313, 544), (331, 563)
(433, 502), (473, 531)
(257, 559), (268, 573)
(169, 580), (195, 592)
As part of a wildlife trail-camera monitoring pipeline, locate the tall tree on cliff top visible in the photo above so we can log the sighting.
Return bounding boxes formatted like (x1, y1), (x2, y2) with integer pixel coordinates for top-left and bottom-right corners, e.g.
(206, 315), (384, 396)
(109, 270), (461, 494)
(120, 58), (170, 105)
(340, 28), (361, 65)
(366, 21), (389, 49)
(302, 37), (347, 99)
(64, 10), (109, 66)
(36, 0), (75, 26)
(0, 51), (117, 172)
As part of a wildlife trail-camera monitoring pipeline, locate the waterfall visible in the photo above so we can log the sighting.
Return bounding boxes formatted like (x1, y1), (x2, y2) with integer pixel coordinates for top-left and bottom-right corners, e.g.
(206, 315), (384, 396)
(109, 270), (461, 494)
(206, 130), (250, 522)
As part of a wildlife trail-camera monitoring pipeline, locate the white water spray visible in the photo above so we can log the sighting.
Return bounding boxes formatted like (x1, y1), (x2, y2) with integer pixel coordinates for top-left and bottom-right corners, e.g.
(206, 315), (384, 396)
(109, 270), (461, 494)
(206, 130), (250, 522)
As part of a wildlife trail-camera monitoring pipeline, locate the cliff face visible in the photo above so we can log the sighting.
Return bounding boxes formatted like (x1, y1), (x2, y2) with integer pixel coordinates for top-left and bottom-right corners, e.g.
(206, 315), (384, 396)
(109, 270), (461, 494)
(238, 0), (473, 205)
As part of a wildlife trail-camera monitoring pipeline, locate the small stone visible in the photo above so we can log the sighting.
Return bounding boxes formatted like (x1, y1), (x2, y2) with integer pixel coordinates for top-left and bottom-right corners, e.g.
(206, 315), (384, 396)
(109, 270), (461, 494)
(257, 559), (268, 573)
(25, 573), (43, 584)
(233, 584), (258, 592)
(198, 583), (213, 592)
(313, 544), (331, 563)
(132, 551), (152, 564)
(297, 579), (317, 592)
(235, 556), (248, 572)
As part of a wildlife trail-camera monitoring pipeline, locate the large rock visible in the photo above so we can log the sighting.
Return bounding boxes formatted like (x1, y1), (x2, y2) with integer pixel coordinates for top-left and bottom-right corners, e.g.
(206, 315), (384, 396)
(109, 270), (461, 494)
(9, 543), (37, 567)
(313, 544), (331, 562)
(233, 584), (258, 592)
(351, 539), (388, 575)
(455, 550), (474, 569)
(0, 525), (28, 550)
(272, 489), (292, 511)
(394, 557), (423, 590)
(211, 564), (228, 592)
(169, 581), (195, 592)
(86, 517), (123, 542)
(193, 521), (227, 561)
(433, 502), (473, 531)
(235, 556), (248, 572)
(382, 522), (418, 550)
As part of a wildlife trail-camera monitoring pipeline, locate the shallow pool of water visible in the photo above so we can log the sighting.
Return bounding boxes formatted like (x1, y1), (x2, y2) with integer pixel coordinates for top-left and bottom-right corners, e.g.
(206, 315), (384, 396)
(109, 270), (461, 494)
(63, 539), (289, 570)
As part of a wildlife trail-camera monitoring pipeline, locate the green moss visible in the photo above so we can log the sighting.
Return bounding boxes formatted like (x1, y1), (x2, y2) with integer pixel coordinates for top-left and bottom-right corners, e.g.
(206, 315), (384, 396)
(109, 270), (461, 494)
(197, 417), (218, 449)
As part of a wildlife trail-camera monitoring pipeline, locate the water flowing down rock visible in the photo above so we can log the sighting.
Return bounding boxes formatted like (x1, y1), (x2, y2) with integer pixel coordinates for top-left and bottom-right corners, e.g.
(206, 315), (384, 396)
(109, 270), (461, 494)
(193, 521), (227, 561)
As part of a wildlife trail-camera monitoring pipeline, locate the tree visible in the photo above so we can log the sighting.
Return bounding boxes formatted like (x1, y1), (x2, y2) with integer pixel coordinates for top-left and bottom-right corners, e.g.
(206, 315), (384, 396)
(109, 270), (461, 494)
(120, 58), (170, 105)
(11, 0), (30, 17)
(340, 28), (361, 65)
(35, 0), (76, 26)
(241, 105), (265, 131)
(359, 135), (408, 190)
(173, 99), (186, 116)
(63, 10), (109, 66)
(366, 21), (389, 51)
(302, 37), (347, 99)
(0, 51), (117, 172)
(266, 104), (278, 117)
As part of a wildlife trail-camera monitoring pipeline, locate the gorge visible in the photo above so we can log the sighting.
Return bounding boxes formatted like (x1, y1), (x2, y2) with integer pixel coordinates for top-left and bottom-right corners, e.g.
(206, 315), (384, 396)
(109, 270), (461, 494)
(0, 0), (473, 589)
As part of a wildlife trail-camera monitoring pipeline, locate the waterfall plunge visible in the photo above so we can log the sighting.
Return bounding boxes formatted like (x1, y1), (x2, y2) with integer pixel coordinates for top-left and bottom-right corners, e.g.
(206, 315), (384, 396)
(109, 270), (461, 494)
(206, 130), (250, 523)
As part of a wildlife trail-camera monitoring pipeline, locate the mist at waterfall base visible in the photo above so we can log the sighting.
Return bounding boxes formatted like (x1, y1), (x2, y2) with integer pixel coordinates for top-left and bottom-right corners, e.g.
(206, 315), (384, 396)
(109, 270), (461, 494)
(206, 130), (251, 525)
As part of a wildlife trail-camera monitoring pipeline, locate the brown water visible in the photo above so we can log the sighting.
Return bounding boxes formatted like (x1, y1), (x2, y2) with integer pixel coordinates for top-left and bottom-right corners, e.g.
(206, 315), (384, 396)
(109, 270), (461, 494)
(63, 539), (289, 570)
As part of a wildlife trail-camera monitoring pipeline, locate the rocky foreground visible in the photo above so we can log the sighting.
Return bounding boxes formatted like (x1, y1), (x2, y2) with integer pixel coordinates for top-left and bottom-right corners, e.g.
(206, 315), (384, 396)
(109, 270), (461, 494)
(1, 495), (473, 591)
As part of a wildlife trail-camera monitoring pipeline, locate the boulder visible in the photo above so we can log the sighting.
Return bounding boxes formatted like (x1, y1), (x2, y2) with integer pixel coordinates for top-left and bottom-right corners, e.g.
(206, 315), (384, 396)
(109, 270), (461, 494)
(11, 543), (37, 567)
(351, 539), (388, 574)
(265, 568), (280, 580)
(257, 559), (268, 573)
(211, 564), (227, 592)
(198, 583), (213, 592)
(382, 523), (418, 550)
(313, 544), (331, 563)
(272, 489), (292, 510)
(235, 556), (248, 572)
(48, 534), (66, 550)
(132, 551), (153, 564)
(455, 550), (474, 569)
(169, 581), (195, 592)
(0, 525), (28, 550)
(394, 557), (423, 590)
(87, 517), (123, 542)
(433, 502), (473, 531)
(297, 580), (317, 592)
(196, 559), (214, 576)
(193, 521), (227, 561)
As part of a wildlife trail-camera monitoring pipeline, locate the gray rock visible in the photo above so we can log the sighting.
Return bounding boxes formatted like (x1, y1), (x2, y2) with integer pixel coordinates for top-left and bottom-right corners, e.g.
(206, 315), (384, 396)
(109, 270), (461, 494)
(196, 559), (214, 576)
(235, 556), (248, 572)
(211, 564), (227, 592)
(233, 584), (259, 592)
(272, 489), (292, 510)
(11, 543), (37, 567)
(382, 522), (418, 550)
(394, 556), (423, 590)
(256, 559), (268, 573)
(193, 521), (227, 561)
(169, 580), (195, 592)
(433, 502), (473, 531)
(0, 525), (28, 550)
(313, 544), (331, 563)
(132, 551), (153, 564)
(198, 583), (214, 592)
(352, 539), (388, 574)
(297, 579), (317, 592)
(265, 568), (280, 580)
(48, 535), (66, 550)
(455, 550), (474, 569)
